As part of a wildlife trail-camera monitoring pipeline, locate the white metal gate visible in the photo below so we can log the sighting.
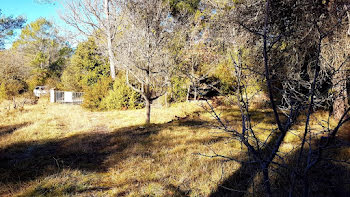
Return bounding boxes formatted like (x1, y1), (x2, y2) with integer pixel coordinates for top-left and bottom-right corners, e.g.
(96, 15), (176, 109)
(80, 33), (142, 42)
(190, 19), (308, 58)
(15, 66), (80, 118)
(50, 89), (84, 104)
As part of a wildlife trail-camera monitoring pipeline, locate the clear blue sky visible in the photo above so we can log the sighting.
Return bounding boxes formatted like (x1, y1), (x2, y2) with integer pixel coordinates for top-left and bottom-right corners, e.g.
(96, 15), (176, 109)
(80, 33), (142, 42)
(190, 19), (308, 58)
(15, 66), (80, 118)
(1, 0), (66, 48)
(1, 0), (61, 24)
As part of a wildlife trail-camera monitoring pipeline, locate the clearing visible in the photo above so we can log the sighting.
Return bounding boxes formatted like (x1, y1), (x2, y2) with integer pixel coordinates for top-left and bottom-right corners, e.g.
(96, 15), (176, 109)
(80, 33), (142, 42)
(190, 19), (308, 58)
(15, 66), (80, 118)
(0, 99), (349, 196)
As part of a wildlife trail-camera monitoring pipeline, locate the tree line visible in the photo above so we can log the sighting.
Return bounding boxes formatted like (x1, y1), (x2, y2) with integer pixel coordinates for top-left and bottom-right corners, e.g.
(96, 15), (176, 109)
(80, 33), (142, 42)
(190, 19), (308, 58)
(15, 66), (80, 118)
(0, 1), (349, 195)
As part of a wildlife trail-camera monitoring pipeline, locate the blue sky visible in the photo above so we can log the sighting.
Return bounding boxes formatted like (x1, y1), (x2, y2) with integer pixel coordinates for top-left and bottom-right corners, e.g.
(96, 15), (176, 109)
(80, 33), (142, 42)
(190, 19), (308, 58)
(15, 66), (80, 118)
(1, 0), (67, 47)
(1, 0), (63, 24)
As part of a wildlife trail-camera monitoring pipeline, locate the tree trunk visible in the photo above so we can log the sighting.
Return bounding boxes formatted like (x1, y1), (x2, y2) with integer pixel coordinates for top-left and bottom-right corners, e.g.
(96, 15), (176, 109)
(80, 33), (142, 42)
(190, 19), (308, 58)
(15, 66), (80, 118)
(186, 85), (190, 102)
(332, 68), (348, 120)
(347, 10), (350, 36)
(164, 92), (168, 107)
(191, 63), (197, 100)
(104, 0), (116, 80)
(145, 97), (151, 124)
(262, 167), (272, 197)
(194, 83), (198, 100)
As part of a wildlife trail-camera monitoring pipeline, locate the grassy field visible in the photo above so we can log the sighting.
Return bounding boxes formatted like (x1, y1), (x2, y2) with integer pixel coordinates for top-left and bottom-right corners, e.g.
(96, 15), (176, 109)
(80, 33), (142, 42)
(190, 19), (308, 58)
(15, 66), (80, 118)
(0, 98), (349, 196)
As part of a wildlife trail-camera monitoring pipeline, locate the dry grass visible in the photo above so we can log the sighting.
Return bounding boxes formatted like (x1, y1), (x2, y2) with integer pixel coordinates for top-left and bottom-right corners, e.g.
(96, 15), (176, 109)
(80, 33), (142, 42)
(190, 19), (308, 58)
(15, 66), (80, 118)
(0, 99), (238, 196)
(0, 98), (349, 196)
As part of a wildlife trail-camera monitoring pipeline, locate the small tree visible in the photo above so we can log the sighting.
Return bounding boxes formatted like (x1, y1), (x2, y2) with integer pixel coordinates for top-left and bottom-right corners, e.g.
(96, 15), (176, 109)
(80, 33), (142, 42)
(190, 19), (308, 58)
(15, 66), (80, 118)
(115, 0), (175, 124)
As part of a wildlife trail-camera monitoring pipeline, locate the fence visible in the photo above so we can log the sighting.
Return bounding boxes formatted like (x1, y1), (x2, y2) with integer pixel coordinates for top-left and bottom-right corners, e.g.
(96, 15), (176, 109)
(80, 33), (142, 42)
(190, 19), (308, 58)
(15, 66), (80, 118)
(50, 89), (84, 104)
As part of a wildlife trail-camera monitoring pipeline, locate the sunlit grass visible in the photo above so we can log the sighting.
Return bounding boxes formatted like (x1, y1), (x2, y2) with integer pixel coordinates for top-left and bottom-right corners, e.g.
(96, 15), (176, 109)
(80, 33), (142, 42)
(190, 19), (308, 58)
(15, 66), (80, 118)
(0, 97), (348, 196)
(0, 98), (237, 196)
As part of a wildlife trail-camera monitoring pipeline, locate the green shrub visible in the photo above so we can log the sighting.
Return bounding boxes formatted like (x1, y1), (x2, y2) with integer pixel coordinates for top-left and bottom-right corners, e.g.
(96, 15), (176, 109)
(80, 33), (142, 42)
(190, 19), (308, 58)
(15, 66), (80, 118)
(81, 74), (143, 111)
(213, 61), (237, 95)
(101, 76), (143, 110)
(45, 77), (61, 90)
(61, 37), (110, 92)
(81, 77), (112, 110)
(60, 66), (83, 91)
(128, 90), (143, 109)
(26, 69), (50, 92)
(169, 76), (188, 103)
(0, 80), (28, 100)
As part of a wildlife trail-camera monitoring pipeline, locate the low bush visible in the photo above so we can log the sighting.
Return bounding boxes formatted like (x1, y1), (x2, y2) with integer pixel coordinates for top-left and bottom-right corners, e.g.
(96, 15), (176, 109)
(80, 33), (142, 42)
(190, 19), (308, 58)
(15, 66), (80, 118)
(101, 75), (143, 110)
(0, 80), (28, 101)
(81, 76), (112, 110)
(82, 75), (143, 111)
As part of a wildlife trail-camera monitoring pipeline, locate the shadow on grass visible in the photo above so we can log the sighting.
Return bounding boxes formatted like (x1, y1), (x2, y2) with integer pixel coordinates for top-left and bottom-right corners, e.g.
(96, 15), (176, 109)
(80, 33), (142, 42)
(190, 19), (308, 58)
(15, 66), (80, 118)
(21, 183), (112, 197)
(209, 127), (280, 197)
(166, 184), (192, 196)
(0, 124), (164, 185)
(209, 136), (350, 197)
(0, 114), (214, 187)
(0, 123), (31, 137)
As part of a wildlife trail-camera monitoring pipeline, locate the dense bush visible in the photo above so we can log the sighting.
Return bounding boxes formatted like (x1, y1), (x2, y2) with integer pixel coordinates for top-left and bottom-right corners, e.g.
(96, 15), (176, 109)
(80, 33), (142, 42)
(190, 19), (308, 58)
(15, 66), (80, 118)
(101, 75), (143, 110)
(81, 77), (112, 110)
(60, 65), (83, 92)
(81, 75), (143, 111)
(214, 62), (237, 95)
(0, 79), (28, 101)
(62, 38), (145, 111)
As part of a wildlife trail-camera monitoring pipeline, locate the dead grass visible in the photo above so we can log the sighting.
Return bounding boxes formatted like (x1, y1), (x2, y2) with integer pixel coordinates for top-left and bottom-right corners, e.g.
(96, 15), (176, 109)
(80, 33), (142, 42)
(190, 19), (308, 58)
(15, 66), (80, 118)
(0, 98), (349, 196)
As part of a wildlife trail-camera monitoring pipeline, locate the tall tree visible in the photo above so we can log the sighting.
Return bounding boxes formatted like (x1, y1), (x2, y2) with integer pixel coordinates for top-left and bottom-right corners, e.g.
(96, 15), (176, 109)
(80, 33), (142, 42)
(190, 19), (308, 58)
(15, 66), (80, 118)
(13, 18), (71, 88)
(60, 0), (119, 80)
(61, 37), (110, 91)
(0, 9), (26, 49)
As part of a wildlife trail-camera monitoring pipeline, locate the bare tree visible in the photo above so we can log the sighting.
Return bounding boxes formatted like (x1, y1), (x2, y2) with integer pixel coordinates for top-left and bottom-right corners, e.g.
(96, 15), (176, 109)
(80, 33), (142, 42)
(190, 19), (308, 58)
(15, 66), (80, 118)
(321, 3), (350, 120)
(115, 0), (174, 124)
(198, 0), (350, 196)
(0, 49), (31, 97)
(172, 12), (223, 101)
(59, 0), (119, 79)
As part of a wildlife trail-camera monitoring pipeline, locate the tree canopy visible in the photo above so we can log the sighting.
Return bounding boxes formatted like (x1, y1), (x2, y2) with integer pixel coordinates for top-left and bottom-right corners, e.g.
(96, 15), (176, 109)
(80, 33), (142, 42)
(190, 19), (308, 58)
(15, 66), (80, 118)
(0, 9), (26, 49)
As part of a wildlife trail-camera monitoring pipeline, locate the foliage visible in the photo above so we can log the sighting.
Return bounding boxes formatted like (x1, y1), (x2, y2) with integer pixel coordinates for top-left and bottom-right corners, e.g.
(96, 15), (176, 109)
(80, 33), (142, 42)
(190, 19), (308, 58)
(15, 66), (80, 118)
(168, 0), (200, 16)
(62, 37), (112, 111)
(212, 48), (264, 96)
(0, 9), (26, 49)
(60, 65), (82, 92)
(13, 18), (71, 89)
(26, 68), (50, 91)
(0, 49), (31, 96)
(0, 79), (28, 100)
(213, 61), (237, 95)
(61, 37), (109, 91)
(81, 76), (112, 110)
(101, 75), (143, 110)
(169, 76), (188, 102)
